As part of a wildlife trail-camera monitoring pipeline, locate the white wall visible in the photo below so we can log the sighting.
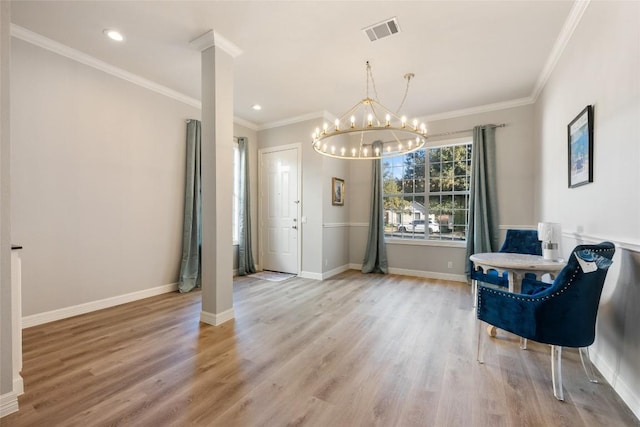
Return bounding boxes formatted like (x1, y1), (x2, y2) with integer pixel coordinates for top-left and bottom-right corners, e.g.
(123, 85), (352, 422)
(534, 1), (639, 418)
(11, 39), (201, 317)
(348, 104), (537, 279)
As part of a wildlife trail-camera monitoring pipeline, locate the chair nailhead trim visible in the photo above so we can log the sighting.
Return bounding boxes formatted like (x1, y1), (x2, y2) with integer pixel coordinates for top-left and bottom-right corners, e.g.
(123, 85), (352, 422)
(475, 247), (613, 316)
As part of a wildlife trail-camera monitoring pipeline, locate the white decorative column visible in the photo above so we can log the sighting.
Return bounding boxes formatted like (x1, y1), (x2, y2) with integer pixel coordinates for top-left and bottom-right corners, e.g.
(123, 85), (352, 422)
(1, 0), (20, 418)
(10, 246), (23, 395)
(190, 31), (242, 326)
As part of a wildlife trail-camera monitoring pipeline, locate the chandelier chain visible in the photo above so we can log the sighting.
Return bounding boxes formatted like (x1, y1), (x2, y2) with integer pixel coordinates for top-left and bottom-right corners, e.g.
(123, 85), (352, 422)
(396, 73), (412, 113)
(366, 61), (380, 102)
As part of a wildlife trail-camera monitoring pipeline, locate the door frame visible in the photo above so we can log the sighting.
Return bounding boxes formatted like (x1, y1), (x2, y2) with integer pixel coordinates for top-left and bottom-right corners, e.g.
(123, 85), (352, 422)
(257, 143), (302, 274)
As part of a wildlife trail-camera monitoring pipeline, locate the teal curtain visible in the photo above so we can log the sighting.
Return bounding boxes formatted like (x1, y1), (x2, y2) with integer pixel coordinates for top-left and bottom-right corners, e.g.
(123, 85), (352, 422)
(178, 120), (202, 293)
(237, 137), (256, 275)
(465, 125), (499, 273)
(362, 151), (388, 274)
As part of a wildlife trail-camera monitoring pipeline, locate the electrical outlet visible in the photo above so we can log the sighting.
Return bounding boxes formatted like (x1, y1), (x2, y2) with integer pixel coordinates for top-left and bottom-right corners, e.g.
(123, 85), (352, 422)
(447, 261), (453, 269)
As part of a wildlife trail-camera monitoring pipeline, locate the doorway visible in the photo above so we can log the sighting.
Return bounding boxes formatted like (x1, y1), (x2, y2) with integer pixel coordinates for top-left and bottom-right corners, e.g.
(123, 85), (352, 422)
(258, 144), (301, 274)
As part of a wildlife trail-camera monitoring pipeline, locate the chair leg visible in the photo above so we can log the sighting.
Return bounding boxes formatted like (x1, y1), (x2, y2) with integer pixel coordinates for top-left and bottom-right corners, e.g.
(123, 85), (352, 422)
(551, 345), (564, 401)
(476, 320), (484, 364)
(579, 347), (599, 383)
(472, 279), (478, 308)
(520, 337), (528, 350)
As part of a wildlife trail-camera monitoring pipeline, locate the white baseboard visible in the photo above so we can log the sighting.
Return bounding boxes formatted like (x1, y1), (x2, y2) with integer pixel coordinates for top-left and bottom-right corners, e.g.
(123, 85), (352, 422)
(13, 375), (23, 396)
(299, 271), (323, 281)
(389, 267), (467, 283)
(348, 263), (467, 283)
(0, 390), (19, 418)
(22, 283), (179, 328)
(200, 308), (234, 326)
(590, 348), (640, 420)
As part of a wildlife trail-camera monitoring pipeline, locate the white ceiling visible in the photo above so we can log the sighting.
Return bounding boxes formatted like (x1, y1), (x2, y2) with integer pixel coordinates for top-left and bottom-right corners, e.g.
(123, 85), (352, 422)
(10, 1), (576, 128)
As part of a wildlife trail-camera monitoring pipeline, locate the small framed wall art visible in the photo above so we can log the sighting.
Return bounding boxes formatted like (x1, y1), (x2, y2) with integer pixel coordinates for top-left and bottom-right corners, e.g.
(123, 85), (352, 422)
(568, 105), (594, 188)
(332, 177), (345, 206)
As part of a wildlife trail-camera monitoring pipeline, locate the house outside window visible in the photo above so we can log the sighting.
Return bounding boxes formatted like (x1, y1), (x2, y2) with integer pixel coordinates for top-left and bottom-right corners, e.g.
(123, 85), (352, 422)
(383, 139), (472, 241)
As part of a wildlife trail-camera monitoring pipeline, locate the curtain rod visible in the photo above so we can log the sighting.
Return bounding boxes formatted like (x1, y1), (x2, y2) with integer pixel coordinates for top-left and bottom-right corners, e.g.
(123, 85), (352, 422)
(427, 123), (506, 139)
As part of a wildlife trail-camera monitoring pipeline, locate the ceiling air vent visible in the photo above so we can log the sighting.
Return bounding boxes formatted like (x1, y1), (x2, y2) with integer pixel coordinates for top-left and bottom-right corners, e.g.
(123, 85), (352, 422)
(363, 17), (400, 42)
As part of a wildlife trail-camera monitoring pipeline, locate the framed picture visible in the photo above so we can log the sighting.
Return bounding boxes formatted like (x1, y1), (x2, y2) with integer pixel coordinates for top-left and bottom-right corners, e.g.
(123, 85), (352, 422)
(568, 105), (594, 188)
(332, 177), (345, 206)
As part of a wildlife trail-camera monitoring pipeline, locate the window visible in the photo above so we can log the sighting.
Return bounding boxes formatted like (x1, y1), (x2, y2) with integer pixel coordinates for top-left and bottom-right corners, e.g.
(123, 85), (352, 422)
(232, 141), (240, 245)
(383, 139), (472, 241)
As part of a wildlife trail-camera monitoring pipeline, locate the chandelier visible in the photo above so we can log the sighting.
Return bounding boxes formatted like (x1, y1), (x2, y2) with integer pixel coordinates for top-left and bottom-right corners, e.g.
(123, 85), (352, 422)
(312, 61), (428, 159)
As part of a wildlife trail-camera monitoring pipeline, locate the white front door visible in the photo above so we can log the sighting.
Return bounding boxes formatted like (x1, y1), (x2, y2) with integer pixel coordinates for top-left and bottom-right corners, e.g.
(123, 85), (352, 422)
(259, 146), (300, 274)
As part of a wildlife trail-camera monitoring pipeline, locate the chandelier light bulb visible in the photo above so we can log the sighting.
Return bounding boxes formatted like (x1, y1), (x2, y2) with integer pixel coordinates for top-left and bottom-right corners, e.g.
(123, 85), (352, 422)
(401, 116), (407, 128)
(408, 140), (413, 148)
(352, 148), (356, 156)
(367, 114), (373, 127)
(413, 119), (418, 130)
(341, 147), (346, 156)
(350, 116), (356, 128)
(323, 122), (328, 134)
(335, 119), (340, 131)
(331, 146), (336, 154)
(363, 148), (368, 156)
(323, 144), (327, 152)
(385, 114), (391, 127)
(375, 147), (380, 156)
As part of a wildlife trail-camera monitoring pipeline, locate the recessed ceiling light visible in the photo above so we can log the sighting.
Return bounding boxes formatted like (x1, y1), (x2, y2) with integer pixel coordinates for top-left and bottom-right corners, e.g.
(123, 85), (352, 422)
(251, 104), (262, 111)
(103, 29), (124, 42)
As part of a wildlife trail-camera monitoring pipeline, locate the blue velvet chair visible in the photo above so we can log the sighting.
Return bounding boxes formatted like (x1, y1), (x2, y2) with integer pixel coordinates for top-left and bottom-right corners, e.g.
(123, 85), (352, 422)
(470, 229), (543, 305)
(476, 241), (615, 400)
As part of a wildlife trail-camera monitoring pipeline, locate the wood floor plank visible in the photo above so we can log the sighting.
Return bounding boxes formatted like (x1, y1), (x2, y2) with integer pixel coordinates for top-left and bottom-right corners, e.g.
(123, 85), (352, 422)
(2, 270), (638, 426)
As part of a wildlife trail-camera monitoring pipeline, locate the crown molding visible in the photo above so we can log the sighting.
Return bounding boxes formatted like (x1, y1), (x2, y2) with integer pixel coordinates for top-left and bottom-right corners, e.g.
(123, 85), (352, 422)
(422, 96), (534, 123)
(189, 30), (243, 58)
(11, 24), (202, 109)
(258, 110), (337, 131)
(10, 24), (257, 128)
(233, 116), (259, 131)
(531, 0), (591, 101)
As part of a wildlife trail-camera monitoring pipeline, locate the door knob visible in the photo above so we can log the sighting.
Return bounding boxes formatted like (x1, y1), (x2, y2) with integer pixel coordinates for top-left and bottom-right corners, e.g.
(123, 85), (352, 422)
(292, 225), (297, 230)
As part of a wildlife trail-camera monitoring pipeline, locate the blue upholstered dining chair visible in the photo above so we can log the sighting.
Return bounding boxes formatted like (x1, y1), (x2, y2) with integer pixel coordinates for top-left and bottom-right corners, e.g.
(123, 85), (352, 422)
(476, 241), (615, 400)
(470, 229), (543, 305)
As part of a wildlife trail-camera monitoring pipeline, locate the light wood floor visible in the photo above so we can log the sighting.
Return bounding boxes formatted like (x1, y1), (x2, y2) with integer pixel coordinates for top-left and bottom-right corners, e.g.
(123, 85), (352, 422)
(3, 270), (638, 426)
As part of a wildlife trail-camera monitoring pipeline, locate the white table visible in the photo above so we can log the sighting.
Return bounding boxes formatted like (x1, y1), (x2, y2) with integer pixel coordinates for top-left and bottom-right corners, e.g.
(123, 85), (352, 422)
(470, 252), (566, 293)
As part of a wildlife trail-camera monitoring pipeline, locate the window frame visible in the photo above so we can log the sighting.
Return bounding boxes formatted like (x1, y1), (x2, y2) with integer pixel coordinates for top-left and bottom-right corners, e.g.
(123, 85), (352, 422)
(382, 136), (472, 246)
(232, 140), (240, 246)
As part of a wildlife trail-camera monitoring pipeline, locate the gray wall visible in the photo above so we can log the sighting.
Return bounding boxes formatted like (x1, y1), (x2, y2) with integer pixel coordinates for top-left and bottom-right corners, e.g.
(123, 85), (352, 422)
(534, 1), (639, 417)
(1, 0), (14, 398)
(11, 39), (201, 316)
(321, 143), (349, 274)
(348, 104), (537, 279)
